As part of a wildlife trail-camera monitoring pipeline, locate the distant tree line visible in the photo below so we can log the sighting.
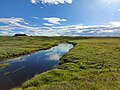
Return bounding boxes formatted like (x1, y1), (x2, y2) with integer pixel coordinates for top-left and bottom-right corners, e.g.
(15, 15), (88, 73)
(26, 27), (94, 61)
(14, 34), (27, 36)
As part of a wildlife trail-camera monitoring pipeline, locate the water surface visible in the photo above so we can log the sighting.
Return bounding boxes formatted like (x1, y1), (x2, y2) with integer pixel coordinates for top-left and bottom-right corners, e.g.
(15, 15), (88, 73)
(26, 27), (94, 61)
(0, 43), (73, 90)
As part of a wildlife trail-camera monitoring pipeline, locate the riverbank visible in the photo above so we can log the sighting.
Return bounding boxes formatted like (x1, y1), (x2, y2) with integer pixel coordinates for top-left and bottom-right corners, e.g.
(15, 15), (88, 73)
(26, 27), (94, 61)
(0, 36), (66, 61)
(13, 38), (120, 90)
(0, 43), (73, 90)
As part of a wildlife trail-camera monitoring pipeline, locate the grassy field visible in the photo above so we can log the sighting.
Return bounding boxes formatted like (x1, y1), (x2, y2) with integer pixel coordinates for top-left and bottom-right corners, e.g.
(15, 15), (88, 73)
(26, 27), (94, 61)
(0, 37), (120, 90)
(0, 36), (71, 60)
(10, 37), (120, 90)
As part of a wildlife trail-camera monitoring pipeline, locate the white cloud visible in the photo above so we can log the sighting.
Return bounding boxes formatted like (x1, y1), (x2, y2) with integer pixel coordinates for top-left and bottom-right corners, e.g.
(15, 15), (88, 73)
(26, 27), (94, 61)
(0, 17), (33, 31)
(43, 17), (67, 25)
(0, 17), (120, 36)
(48, 54), (60, 60)
(40, 6), (44, 9)
(31, 0), (73, 4)
(118, 9), (120, 12)
(25, 22), (29, 25)
(102, 30), (114, 33)
(0, 32), (9, 36)
(0, 17), (24, 24)
(31, 0), (37, 4)
(43, 23), (54, 26)
(32, 17), (40, 19)
(109, 21), (120, 27)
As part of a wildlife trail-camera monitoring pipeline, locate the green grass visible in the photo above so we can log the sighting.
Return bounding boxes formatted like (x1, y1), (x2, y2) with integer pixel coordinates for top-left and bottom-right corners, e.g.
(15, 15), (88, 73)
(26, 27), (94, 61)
(0, 36), (73, 60)
(1, 37), (120, 90)
(0, 63), (9, 68)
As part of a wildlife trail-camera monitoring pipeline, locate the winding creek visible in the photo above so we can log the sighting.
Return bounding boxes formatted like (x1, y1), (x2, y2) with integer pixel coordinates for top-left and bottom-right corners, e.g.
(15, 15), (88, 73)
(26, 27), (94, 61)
(0, 43), (73, 90)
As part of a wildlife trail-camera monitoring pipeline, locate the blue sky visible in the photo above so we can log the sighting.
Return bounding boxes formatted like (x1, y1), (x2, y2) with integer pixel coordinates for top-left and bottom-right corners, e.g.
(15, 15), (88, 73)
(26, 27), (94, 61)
(0, 0), (120, 36)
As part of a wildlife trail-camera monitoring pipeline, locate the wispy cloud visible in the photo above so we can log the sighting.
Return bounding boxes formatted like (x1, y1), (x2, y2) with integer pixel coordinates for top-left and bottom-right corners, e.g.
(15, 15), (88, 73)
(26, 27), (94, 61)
(31, 0), (73, 4)
(99, 0), (119, 5)
(0, 17), (120, 36)
(43, 23), (54, 26)
(43, 17), (67, 25)
(0, 31), (9, 36)
(0, 17), (32, 31)
(32, 17), (40, 19)
(109, 21), (120, 27)
(0, 17), (24, 24)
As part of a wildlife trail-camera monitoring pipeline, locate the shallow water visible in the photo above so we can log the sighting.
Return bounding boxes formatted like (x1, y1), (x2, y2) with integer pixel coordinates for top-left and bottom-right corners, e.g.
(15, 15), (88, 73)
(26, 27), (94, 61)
(0, 43), (73, 90)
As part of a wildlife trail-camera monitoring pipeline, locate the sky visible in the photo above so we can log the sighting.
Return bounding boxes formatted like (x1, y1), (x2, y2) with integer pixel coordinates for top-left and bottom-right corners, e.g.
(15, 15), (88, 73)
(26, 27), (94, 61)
(0, 0), (120, 36)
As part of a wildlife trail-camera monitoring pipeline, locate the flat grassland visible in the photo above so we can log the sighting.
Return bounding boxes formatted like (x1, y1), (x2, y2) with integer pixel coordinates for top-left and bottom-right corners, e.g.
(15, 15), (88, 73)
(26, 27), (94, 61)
(0, 37), (120, 90)
(0, 36), (69, 60)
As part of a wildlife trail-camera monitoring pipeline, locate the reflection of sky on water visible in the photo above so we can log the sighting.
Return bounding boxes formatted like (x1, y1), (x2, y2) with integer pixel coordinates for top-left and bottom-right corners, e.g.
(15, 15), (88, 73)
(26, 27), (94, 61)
(0, 43), (73, 90)
(46, 43), (73, 60)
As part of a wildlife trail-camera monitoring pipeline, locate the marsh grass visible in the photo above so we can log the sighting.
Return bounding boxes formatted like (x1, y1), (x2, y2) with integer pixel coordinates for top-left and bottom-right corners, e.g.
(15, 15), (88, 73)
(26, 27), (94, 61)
(0, 63), (9, 68)
(2, 37), (120, 90)
(0, 36), (73, 60)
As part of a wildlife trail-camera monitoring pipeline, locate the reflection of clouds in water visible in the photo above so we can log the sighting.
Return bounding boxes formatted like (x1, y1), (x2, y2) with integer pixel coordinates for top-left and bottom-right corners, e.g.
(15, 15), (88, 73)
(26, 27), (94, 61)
(57, 43), (73, 52)
(45, 43), (73, 56)
(0, 43), (74, 90)
(0, 43), (73, 65)
(46, 43), (73, 61)
(0, 55), (30, 64)
(48, 54), (60, 60)
(12, 55), (31, 62)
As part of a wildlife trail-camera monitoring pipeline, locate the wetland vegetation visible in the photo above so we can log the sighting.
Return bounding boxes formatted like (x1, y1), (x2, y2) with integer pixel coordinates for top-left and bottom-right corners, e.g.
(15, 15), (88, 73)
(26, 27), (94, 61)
(0, 36), (70, 60)
(0, 36), (120, 90)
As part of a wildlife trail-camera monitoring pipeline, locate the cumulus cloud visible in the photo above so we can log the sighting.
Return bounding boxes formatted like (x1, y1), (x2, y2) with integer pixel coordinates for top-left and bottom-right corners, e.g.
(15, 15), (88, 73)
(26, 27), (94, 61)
(43, 17), (67, 25)
(31, 0), (73, 4)
(31, 0), (37, 4)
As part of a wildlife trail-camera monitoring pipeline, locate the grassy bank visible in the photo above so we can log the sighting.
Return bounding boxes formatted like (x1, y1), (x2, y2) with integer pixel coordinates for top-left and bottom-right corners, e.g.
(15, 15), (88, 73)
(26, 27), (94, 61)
(13, 38), (120, 90)
(0, 36), (71, 61)
(0, 63), (9, 68)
